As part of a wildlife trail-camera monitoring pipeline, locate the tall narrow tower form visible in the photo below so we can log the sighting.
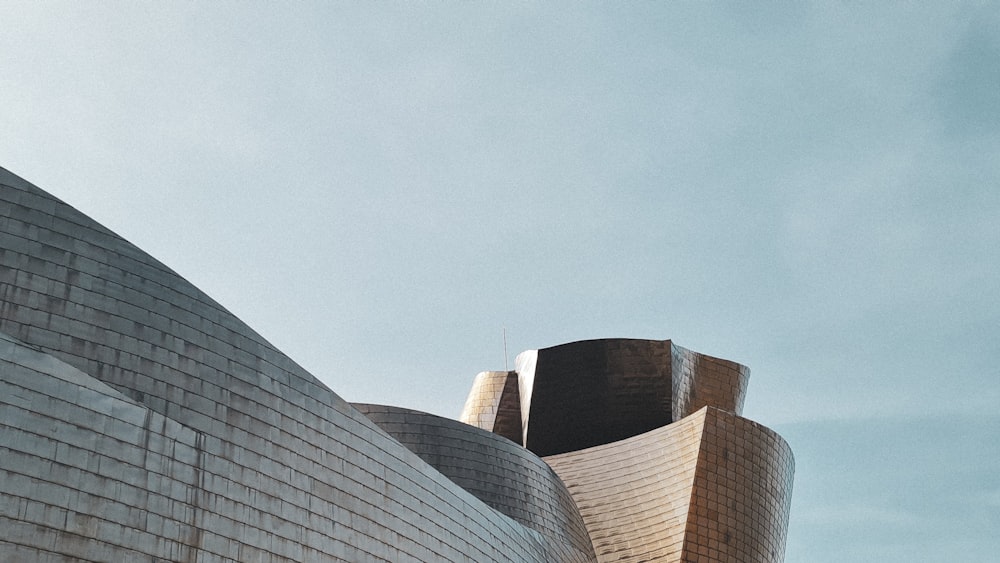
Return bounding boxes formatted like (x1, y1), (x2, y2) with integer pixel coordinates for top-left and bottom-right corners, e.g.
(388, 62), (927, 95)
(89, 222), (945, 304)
(0, 166), (792, 562)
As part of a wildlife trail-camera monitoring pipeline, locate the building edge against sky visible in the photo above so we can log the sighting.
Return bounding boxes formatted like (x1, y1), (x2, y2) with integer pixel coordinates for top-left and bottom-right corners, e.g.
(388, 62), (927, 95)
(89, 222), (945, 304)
(0, 166), (792, 562)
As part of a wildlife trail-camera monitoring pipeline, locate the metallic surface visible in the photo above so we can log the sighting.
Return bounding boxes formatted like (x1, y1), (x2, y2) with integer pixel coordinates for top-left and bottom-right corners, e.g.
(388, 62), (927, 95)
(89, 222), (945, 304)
(462, 339), (751, 456)
(458, 370), (522, 444)
(0, 167), (595, 562)
(544, 407), (794, 563)
(0, 165), (792, 562)
(462, 340), (791, 562)
(352, 403), (594, 557)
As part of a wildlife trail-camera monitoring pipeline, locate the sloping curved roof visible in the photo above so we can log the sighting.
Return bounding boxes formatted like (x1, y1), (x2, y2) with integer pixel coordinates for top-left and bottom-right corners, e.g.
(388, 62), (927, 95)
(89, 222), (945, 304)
(0, 165), (793, 562)
(0, 166), (596, 562)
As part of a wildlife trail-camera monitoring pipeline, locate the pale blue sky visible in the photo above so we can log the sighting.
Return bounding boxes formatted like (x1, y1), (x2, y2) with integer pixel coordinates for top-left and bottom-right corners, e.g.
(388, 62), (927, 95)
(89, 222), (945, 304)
(2, 3), (998, 560)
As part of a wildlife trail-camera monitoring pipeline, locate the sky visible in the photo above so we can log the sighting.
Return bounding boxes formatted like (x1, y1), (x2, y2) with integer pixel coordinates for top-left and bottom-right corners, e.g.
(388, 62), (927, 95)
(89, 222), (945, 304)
(2, 2), (998, 561)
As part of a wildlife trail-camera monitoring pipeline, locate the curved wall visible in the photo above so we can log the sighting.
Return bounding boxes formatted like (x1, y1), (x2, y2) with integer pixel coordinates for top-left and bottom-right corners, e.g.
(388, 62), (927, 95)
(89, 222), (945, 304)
(683, 408), (794, 563)
(671, 345), (750, 421)
(458, 370), (522, 444)
(2, 332), (228, 561)
(353, 403), (594, 558)
(1, 165), (793, 562)
(544, 407), (794, 563)
(0, 167), (595, 562)
(476, 339), (751, 456)
(543, 408), (707, 561)
(460, 337), (790, 562)
(520, 339), (674, 456)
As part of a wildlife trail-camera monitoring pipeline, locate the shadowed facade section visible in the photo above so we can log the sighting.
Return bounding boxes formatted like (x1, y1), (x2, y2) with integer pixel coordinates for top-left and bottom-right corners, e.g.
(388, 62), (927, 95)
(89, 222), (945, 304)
(543, 409), (707, 560)
(520, 339), (673, 456)
(462, 339), (751, 457)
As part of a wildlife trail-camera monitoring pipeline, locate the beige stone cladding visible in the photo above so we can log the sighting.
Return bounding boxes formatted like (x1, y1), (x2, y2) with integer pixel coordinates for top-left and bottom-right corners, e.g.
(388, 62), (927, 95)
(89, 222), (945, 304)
(544, 407), (794, 563)
(0, 167), (596, 562)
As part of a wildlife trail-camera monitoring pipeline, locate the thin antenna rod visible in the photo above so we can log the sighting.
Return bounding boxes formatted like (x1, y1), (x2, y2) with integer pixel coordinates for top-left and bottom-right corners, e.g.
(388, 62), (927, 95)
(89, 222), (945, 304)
(503, 327), (508, 372)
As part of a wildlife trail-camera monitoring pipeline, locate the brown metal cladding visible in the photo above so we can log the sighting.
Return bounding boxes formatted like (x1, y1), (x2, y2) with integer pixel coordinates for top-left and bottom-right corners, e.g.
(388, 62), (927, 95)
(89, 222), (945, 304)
(544, 407), (794, 563)
(461, 337), (792, 562)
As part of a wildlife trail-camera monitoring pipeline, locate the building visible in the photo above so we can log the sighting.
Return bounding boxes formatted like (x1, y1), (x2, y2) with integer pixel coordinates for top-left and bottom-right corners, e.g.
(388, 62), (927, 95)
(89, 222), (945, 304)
(0, 167), (792, 562)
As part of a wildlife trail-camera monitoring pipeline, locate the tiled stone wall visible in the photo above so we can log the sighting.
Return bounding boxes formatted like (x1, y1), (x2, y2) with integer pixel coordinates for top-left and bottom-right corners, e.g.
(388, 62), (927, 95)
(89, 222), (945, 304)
(1, 333), (209, 562)
(0, 167), (595, 562)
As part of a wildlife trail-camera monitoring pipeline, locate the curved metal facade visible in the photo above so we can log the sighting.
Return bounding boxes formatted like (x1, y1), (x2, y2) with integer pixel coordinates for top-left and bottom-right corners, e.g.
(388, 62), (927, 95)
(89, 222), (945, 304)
(0, 166), (792, 562)
(544, 407), (794, 562)
(352, 403), (593, 555)
(0, 168), (595, 562)
(461, 338), (792, 562)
